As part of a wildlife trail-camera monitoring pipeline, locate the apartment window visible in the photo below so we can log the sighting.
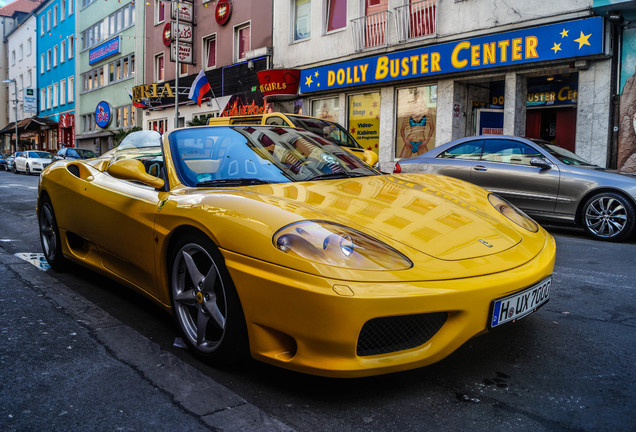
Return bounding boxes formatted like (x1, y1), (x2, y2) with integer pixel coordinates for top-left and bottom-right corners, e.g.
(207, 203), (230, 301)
(68, 76), (74, 102)
(27, 38), (32, 56)
(60, 79), (66, 105)
(19, 44), (23, 60)
(47, 10), (51, 32)
(68, 36), (74, 59)
(53, 45), (58, 67)
(235, 24), (251, 62)
(294, 0), (311, 41)
(11, 51), (15, 66)
(69, 0), (74, 15)
(47, 50), (51, 70)
(155, 0), (166, 24)
(61, 0), (66, 21)
(47, 86), (52, 109)
(82, 0), (96, 8)
(82, 3), (135, 50)
(61, 40), (66, 63)
(180, 63), (188, 76)
(41, 89), (46, 110)
(40, 16), (45, 35)
(155, 53), (164, 82)
(53, 83), (59, 108)
(40, 54), (45, 74)
(82, 113), (95, 133)
(53, 5), (58, 27)
(326, 0), (346, 32)
(18, 75), (23, 92)
(203, 35), (216, 69)
(27, 72), (32, 87)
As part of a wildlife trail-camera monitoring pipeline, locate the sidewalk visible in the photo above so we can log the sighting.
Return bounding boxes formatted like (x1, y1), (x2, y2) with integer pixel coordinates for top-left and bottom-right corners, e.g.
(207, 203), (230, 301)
(0, 249), (293, 432)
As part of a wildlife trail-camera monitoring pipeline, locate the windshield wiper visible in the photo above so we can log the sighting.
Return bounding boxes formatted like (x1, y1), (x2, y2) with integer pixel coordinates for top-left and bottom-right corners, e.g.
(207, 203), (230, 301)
(307, 172), (351, 181)
(196, 178), (271, 187)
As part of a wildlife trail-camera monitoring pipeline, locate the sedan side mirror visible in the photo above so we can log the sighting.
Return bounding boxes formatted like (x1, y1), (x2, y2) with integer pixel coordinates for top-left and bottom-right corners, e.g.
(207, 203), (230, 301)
(107, 159), (165, 189)
(530, 157), (552, 170)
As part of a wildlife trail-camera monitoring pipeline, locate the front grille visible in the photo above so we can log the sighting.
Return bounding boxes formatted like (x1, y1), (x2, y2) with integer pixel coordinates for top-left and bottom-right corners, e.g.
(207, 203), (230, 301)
(357, 312), (447, 356)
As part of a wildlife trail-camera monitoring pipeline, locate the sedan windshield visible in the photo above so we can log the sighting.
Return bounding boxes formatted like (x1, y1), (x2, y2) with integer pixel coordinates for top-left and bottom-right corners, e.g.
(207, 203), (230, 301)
(28, 151), (54, 159)
(169, 126), (380, 187)
(530, 139), (596, 166)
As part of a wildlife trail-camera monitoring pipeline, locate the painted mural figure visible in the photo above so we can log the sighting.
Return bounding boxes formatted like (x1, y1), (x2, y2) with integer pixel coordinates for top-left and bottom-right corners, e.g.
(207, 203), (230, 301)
(618, 65), (636, 173)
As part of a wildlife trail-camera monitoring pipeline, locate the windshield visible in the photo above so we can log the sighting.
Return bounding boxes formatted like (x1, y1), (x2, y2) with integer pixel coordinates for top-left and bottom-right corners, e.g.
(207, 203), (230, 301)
(72, 148), (98, 158)
(28, 151), (54, 159)
(169, 126), (380, 187)
(530, 139), (596, 166)
(285, 115), (362, 150)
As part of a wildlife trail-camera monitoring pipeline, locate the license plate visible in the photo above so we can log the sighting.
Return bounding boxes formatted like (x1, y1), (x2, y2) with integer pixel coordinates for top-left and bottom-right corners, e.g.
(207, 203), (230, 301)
(490, 276), (551, 328)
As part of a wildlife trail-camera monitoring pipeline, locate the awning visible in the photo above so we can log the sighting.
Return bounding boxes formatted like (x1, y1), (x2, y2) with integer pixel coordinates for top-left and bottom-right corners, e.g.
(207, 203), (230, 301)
(0, 116), (58, 135)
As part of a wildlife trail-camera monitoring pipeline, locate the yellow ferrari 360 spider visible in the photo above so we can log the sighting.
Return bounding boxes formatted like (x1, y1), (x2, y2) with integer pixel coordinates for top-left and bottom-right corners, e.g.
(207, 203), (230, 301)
(37, 126), (555, 378)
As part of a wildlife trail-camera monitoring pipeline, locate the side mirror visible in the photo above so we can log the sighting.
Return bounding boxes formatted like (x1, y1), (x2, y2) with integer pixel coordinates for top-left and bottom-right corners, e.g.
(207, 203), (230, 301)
(107, 159), (165, 189)
(530, 157), (552, 170)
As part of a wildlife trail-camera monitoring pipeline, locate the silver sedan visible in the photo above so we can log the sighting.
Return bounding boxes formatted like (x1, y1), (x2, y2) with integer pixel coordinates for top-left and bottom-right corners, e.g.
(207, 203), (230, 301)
(394, 135), (636, 242)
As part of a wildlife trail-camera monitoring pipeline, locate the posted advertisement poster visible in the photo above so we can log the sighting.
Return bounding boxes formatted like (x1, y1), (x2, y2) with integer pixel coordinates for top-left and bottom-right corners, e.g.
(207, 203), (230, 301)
(348, 92), (380, 155)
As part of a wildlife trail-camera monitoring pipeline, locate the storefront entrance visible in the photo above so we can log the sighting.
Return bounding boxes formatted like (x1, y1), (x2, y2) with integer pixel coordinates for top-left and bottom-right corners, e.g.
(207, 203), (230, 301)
(526, 107), (576, 152)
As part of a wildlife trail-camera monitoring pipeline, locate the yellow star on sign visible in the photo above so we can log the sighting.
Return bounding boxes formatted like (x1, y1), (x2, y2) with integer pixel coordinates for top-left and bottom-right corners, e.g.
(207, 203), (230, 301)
(560, 29), (569, 38)
(305, 75), (313, 87)
(314, 71), (319, 78)
(574, 31), (591, 49)
(551, 42), (562, 54)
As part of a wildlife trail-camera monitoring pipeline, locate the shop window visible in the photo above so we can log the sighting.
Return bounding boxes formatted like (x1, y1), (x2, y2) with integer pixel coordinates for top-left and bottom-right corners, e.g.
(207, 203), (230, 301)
(395, 85), (436, 158)
(348, 92), (381, 156)
(311, 97), (339, 122)
(326, 0), (346, 32)
(294, 0), (311, 41)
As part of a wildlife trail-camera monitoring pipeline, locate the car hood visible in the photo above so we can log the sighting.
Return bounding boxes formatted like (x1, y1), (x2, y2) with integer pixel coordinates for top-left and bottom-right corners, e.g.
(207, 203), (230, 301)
(244, 174), (523, 261)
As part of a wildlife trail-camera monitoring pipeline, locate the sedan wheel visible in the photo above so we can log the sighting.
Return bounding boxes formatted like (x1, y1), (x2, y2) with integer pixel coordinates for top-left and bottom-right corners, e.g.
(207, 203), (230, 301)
(38, 197), (67, 270)
(12, 165), (17, 174)
(170, 234), (247, 365)
(582, 192), (635, 242)
(26, 164), (31, 175)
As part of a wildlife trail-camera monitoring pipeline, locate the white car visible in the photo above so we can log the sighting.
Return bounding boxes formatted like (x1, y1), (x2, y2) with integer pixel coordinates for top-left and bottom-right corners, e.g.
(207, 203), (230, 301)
(13, 151), (55, 175)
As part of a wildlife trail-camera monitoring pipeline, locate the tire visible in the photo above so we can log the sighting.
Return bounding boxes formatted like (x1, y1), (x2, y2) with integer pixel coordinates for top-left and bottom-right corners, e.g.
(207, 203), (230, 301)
(38, 197), (67, 270)
(582, 192), (636, 242)
(12, 165), (17, 174)
(26, 164), (31, 175)
(169, 233), (247, 366)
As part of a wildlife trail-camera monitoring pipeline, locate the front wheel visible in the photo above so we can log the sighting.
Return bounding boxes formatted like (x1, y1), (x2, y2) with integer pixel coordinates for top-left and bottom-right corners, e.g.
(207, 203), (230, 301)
(26, 164), (31, 175)
(38, 197), (67, 270)
(582, 192), (635, 242)
(12, 165), (17, 174)
(169, 233), (247, 366)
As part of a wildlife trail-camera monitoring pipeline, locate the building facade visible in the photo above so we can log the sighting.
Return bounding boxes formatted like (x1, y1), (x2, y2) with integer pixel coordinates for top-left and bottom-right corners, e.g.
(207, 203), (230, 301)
(75, 0), (143, 154)
(273, 0), (629, 173)
(140, 0), (274, 133)
(35, 0), (75, 151)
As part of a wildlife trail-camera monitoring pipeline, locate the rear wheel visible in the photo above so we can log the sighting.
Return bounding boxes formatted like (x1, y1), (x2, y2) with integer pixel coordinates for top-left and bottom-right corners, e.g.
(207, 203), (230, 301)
(38, 197), (67, 270)
(169, 233), (247, 366)
(582, 192), (635, 242)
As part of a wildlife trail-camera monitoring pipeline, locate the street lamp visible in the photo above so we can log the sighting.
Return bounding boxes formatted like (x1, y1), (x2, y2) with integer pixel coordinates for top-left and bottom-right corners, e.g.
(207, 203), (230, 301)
(3, 79), (19, 153)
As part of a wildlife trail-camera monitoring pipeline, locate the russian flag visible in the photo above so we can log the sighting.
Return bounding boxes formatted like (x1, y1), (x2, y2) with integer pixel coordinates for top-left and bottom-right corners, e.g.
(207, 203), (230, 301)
(127, 88), (147, 108)
(188, 70), (211, 107)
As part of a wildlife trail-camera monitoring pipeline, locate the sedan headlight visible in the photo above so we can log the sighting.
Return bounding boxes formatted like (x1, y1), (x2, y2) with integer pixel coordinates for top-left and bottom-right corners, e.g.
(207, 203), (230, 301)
(273, 221), (412, 270)
(488, 194), (538, 232)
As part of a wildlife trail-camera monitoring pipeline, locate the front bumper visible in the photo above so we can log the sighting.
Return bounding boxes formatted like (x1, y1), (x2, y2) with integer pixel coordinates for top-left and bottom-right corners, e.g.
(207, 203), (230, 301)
(223, 234), (556, 378)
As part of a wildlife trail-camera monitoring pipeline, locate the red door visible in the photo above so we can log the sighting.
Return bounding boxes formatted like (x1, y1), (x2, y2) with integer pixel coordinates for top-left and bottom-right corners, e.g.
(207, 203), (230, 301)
(525, 110), (541, 138)
(556, 108), (576, 152)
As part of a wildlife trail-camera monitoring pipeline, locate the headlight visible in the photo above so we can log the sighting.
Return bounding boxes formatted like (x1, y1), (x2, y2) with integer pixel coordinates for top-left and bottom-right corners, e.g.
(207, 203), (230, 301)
(273, 221), (412, 270)
(488, 194), (538, 232)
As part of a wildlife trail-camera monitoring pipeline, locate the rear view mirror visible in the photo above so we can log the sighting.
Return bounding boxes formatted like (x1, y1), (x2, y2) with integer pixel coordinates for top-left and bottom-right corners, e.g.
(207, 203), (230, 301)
(530, 157), (552, 170)
(107, 159), (165, 189)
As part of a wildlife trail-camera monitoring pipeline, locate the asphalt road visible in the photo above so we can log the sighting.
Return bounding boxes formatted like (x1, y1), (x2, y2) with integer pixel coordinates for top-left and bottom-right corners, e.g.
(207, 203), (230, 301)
(0, 169), (634, 431)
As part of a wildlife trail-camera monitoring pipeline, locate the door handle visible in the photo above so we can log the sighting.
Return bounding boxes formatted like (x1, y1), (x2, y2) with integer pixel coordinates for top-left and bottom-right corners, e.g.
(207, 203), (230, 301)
(473, 165), (487, 172)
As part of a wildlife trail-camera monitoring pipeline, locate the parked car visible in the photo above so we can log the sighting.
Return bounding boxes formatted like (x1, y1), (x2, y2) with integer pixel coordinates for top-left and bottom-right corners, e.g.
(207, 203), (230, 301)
(38, 127), (555, 377)
(0, 152), (7, 171)
(208, 113), (380, 167)
(55, 147), (98, 160)
(13, 150), (55, 175)
(394, 135), (636, 242)
(7, 152), (20, 172)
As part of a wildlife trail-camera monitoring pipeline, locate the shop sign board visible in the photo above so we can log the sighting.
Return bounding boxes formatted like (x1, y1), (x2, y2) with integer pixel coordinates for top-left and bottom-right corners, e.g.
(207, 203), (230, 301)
(170, 42), (194, 65)
(171, 1), (193, 23)
(300, 17), (604, 94)
(23, 88), (37, 113)
(95, 101), (112, 128)
(171, 22), (193, 44)
(89, 37), (120, 65)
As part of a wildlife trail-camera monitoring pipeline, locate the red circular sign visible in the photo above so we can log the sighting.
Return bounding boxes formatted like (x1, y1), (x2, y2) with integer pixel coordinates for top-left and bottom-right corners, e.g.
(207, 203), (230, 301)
(162, 22), (171, 47)
(215, 0), (232, 26)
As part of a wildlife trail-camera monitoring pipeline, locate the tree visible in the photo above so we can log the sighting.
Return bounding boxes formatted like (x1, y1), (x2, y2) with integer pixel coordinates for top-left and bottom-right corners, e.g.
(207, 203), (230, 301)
(187, 114), (214, 127)
(110, 127), (142, 146)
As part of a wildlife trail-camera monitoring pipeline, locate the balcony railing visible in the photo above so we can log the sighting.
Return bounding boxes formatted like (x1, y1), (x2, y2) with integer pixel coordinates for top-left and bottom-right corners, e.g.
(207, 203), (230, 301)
(351, 10), (392, 52)
(395, 0), (437, 43)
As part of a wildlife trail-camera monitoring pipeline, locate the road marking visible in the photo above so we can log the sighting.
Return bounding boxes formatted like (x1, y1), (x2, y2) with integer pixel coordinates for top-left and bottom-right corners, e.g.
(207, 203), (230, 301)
(0, 184), (38, 190)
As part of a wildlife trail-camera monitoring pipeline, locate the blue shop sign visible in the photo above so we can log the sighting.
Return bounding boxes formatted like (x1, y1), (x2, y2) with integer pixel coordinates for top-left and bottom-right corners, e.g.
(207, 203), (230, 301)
(300, 17), (604, 94)
(89, 37), (120, 65)
(95, 101), (112, 128)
